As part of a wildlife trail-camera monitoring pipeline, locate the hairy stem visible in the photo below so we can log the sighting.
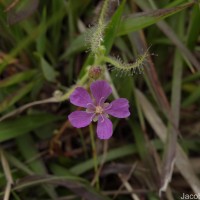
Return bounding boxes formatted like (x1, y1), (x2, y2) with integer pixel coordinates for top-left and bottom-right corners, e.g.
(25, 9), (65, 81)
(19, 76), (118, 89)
(103, 51), (149, 72)
(98, 0), (110, 25)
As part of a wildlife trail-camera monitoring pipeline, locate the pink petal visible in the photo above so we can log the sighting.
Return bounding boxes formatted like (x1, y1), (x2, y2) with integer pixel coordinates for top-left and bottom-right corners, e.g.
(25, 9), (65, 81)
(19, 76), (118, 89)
(70, 87), (92, 108)
(90, 80), (112, 105)
(106, 98), (130, 118)
(97, 116), (113, 140)
(68, 111), (93, 128)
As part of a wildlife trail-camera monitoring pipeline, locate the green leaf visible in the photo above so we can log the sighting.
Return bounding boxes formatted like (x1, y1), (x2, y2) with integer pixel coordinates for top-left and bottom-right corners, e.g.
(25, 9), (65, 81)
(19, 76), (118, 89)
(60, 32), (88, 59)
(0, 113), (63, 142)
(70, 144), (137, 175)
(117, 2), (194, 36)
(0, 82), (34, 113)
(70, 141), (162, 176)
(40, 56), (57, 82)
(51, 164), (111, 200)
(186, 5), (200, 50)
(182, 87), (200, 107)
(0, 9), (65, 74)
(36, 8), (47, 55)
(103, 0), (126, 53)
(11, 175), (111, 200)
(16, 134), (57, 199)
(0, 70), (36, 88)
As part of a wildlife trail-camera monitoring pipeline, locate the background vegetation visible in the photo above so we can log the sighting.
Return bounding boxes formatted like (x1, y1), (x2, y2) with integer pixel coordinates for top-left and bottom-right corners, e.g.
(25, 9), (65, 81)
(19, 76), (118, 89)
(0, 0), (200, 199)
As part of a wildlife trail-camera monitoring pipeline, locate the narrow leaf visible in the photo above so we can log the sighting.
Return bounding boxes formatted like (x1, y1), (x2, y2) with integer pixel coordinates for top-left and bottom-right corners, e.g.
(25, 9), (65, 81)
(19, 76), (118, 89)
(0, 70), (36, 88)
(0, 113), (63, 142)
(117, 2), (194, 36)
(0, 82), (34, 113)
(40, 57), (57, 82)
(11, 175), (111, 200)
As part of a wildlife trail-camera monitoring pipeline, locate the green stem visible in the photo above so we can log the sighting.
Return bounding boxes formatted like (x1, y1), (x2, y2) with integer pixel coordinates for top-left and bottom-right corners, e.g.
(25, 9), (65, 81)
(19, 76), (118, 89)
(92, 0), (109, 62)
(89, 124), (99, 189)
(78, 129), (88, 159)
(98, 0), (110, 25)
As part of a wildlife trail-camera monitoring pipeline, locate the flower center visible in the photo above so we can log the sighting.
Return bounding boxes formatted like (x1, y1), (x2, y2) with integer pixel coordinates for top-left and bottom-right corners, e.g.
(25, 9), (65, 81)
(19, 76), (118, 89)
(95, 106), (104, 114)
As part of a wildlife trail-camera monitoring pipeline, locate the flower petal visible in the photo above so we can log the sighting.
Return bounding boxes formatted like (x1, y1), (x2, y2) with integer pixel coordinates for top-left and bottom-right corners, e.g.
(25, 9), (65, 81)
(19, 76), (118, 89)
(68, 111), (93, 128)
(70, 87), (92, 108)
(97, 116), (113, 140)
(90, 80), (112, 105)
(106, 98), (130, 118)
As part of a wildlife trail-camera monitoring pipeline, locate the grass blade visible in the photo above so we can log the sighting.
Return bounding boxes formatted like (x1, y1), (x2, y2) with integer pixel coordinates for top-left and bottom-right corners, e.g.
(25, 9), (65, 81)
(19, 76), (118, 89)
(117, 2), (194, 36)
(0, 113), (63, 142)
(136, 89), (200, 194)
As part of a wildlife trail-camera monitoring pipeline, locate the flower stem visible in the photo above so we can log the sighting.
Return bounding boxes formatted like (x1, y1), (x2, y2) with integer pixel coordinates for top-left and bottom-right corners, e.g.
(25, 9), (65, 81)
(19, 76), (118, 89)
(89, 124), (100, 189)
(98, 0), (109, 26)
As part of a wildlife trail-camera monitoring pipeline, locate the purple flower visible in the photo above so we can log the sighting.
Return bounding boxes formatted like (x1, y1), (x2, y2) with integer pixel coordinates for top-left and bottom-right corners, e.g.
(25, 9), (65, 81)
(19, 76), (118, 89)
(68, 80), (130, 140)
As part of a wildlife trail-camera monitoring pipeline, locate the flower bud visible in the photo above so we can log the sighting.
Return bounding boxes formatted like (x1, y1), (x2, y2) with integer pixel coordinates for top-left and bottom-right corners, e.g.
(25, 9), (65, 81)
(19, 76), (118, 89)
(88, 66), (102, 80)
